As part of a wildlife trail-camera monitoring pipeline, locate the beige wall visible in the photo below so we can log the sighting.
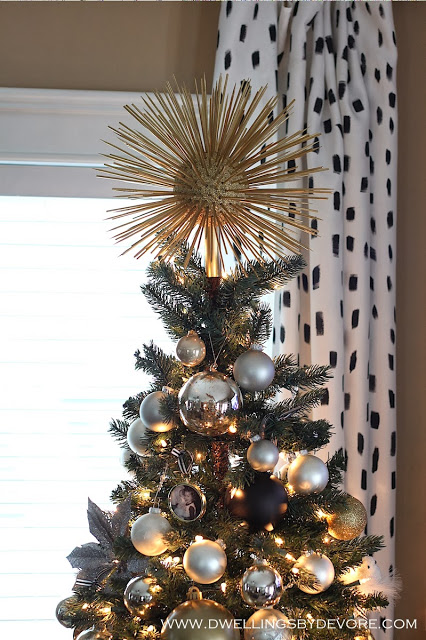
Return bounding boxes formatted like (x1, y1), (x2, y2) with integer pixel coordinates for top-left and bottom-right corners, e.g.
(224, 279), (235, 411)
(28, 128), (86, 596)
(1, 2), (425, 637)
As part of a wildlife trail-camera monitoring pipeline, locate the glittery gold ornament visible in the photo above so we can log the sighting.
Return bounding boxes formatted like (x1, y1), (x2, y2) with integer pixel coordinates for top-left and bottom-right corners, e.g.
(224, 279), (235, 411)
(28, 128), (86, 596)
(327, 495), (367, 541)
(100, 76), (328, 274)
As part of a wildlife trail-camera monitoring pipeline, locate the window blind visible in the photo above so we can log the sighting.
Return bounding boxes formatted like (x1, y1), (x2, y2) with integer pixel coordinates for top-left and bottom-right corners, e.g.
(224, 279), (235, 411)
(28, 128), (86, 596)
(0, 196), (173, 638)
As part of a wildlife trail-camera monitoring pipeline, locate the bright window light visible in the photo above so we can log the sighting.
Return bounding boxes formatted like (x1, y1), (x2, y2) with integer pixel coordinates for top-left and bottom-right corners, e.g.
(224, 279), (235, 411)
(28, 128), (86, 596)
(0, 196), (173, 638)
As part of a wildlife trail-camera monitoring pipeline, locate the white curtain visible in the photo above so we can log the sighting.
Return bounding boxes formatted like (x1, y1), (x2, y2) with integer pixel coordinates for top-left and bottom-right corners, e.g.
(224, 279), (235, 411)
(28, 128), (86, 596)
(214, 2), (397, 637)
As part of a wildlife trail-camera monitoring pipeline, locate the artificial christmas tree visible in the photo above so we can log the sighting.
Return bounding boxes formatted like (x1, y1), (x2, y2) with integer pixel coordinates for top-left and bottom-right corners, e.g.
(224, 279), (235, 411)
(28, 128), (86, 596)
(56, 78), (392, 639)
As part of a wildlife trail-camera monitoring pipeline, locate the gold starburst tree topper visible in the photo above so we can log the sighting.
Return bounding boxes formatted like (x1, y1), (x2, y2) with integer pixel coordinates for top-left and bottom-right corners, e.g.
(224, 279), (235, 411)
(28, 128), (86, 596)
(100, 76), (327, 276)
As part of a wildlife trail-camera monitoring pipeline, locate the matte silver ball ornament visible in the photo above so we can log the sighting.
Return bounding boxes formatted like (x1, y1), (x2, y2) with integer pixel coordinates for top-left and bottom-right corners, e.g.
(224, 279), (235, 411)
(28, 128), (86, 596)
(176, 331), (206, 367)
(244, 608), (291, 640)
(131, 507), (172, 556)
(287, 453), (329, 494)
(178, 370), (242, 436)
(294, 552), (335, 594)
(161, 587), (239, 640)
(233, 347), (275, 392)
(247, 438), (280, 472)
(183, 539), (227, 584)
(55, 596), (77, 628)
(123, 576), (156, 616)
(140, 391), (174, 433)
(241, 559), (283, 608)
(126, 418), (149, 455)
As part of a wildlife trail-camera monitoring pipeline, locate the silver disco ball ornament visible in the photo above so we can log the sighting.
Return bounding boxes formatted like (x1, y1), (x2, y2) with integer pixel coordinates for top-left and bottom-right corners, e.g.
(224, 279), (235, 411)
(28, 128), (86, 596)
(244, 608), (291, 640)
(241, 559), (283, 609)
(126, 418), (149, 455)
(183, 539), (227, 584)
(294, 552), (335, 594)
(178, 370), (242, 436)
(123, 576), (156, 617)
(233, 347), (275, 392)
(131, 507), (172, 556)
(287, 453), (329, 495)
(140, 391), (174, 433)
(247, 438), (279, 472)
(176, 331), (206, 367)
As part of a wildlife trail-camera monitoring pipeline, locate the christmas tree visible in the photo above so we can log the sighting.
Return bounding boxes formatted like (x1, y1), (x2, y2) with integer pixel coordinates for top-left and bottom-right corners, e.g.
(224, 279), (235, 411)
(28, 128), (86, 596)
(56, 79), (392, 640)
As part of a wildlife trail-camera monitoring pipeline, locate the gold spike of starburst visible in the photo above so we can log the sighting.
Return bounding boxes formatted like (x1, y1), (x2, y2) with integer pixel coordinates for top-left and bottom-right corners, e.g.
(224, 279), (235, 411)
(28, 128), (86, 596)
(99, 76), (329, 274)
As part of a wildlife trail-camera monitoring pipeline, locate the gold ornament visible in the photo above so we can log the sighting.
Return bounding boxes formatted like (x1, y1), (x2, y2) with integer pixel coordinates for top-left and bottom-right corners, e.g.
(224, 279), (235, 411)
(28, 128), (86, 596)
(100, 76), (328, 274)
(161, 586), (239, 640)
(327, 495), (367, 541)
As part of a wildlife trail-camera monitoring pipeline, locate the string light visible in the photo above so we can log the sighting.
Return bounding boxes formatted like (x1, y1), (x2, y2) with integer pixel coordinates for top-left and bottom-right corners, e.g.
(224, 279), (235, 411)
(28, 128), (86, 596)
(285, 553), (296, 562)
(82, 603), (89, 610)
(316, 509), (327, 519)
(221, 582), (227, 593)
(195, 535), (204, 542)
(265, 523), (274, 532)
(307, 614), (314, 621)
(275, 537), (284, 546)
(99, 606), (111, 614)
(286, 484), (295, 496)
(228, 424), (237, 434)
(323, 535), (332, 544)
(291, 567), (299, 575)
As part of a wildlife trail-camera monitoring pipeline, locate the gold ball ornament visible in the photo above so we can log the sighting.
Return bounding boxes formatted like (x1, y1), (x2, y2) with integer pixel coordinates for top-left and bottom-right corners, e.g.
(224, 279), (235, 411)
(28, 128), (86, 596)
(183, 539), (227, 584)
(244, 609), (291, 640)
(161, 587), (239, 640)
(327, 495), (367, 540)
(176, 331), (206, 367)
(131, 507), (172, 556)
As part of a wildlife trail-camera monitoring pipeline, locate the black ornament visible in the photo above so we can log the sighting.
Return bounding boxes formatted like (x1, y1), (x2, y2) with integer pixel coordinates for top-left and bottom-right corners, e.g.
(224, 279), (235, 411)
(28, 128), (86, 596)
(225, 474), (288, 530)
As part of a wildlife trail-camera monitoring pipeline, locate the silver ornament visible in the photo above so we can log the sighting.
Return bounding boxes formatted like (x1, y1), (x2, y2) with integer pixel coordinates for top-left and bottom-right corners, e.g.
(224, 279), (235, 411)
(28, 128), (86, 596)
(247, 438), (279, 472)
(131, 507), (172, 556)
(178, 370), (242, 436)
(55, 596), (77, 628)
(287, 454), (329, 494)
(140, 391), (174, 433)
(123, 576), (156, 616)
(233, 347), (275, 392)
(183, 539), (227, 584)
(126, 418), (149, 455)
(76, 630), (110, 640)
(294, 552), (335, 593)
(244, 608), (291, 640)
(161, 587), (239, 640)
(241, 559), (283, 608)
(176, 330), (206, 367)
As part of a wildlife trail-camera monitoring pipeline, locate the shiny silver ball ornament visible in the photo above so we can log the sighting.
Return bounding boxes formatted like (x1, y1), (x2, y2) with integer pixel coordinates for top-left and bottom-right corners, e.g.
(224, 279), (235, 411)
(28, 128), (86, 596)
(140, 390), (174, 433)
(294, 552), (335, 594)
(247, 437), (279, 472)
(131, 507), (172, 556)
(241, 559), (283, 608)
(176, 331), (206, 367)
(55, 596), (77, 628)
(233, 347), (275, 392)
(178, 370), (242, 436)
(126, 418), (149, 455)
(161, 587), (239, 640)
(287, 453), (329, 494)
(76, 630), (110, 640)
(183, 539), (227, 584)
(123, 576), (156, 616)
(244, 609), (291, 640)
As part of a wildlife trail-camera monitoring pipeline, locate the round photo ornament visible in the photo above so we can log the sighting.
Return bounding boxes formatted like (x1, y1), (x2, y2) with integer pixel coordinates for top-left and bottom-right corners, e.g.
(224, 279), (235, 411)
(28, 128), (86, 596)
(168, 448), (206, 523)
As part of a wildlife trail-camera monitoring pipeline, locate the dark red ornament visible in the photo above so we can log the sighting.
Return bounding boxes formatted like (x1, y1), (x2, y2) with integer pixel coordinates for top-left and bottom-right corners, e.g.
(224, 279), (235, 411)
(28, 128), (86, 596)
(225, 474), (288, 531)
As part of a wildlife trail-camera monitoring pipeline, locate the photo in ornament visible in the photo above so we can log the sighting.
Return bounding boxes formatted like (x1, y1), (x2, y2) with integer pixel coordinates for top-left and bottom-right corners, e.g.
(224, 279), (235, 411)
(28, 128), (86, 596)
(168, 483), (206, 522)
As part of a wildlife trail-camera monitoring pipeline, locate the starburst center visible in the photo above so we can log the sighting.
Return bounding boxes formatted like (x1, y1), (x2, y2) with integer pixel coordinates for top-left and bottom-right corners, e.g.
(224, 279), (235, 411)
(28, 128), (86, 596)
(174, 156), (247, 217)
